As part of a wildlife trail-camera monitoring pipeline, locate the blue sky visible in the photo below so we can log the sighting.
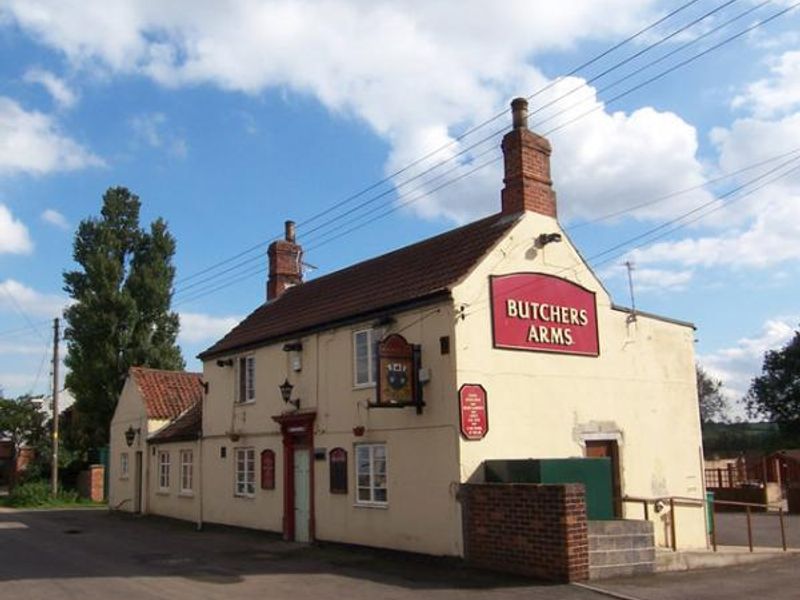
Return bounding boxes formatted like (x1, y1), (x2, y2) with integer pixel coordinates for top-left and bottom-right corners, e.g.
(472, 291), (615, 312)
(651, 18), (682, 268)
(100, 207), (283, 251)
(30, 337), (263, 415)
(1, 1), (799, 418)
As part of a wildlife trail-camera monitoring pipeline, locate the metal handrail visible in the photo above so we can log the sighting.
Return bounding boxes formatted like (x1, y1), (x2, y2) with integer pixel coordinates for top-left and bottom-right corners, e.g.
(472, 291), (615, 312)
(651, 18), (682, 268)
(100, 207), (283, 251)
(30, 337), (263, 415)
(620, 495), (789, 553)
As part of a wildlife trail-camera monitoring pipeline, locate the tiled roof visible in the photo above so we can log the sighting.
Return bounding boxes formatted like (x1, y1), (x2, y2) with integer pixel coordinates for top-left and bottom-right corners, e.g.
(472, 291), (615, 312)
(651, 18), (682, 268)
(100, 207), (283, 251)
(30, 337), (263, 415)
(149, 401), (202, 444)
(200, 212), (520, 359)
(130, 367), (203, 420)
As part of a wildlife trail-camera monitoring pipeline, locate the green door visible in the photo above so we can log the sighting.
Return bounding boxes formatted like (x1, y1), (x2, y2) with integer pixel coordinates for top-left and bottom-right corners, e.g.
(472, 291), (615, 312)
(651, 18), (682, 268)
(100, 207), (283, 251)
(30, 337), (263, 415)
(293, 449), (311, 542)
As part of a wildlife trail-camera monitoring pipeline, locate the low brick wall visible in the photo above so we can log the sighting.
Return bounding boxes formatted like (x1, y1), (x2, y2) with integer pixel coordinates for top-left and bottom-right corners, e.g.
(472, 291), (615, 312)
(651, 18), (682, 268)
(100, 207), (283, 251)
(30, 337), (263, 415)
(77, 464), (105, 502)
(461, 483), (589, 582)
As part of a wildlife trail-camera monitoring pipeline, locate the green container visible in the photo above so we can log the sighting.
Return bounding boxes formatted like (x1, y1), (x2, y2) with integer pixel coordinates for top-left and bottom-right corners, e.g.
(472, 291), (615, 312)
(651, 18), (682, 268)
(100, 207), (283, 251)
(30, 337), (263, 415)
(484, 458), (614, 520)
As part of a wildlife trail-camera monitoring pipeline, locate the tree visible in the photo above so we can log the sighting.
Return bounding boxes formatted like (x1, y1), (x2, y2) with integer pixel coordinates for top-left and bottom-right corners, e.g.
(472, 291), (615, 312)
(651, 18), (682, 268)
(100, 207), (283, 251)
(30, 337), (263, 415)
(63, 187), (184, 451)
(696, 364), (728, 423)
(746, 329), (800, 436)
(0, 396), (48, 476)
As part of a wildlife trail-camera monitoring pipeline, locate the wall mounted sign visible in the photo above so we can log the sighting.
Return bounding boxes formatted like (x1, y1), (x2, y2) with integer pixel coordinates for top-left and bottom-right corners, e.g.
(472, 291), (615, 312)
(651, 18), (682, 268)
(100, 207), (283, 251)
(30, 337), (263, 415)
(376, 333), (420, 406)
(329, 447), (348, 494)
(490, 273), (599, 356)
(260, 449), (275, 490)
(459, 384), (488, 440)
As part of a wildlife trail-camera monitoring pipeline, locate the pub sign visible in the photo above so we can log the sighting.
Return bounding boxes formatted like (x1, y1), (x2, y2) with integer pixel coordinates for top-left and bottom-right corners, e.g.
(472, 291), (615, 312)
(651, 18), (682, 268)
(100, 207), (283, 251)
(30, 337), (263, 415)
(490, 273), (599, 356)
(459, 384), (488, 440)
(376, 333), (419, 405)
(260, 449), (275, 490)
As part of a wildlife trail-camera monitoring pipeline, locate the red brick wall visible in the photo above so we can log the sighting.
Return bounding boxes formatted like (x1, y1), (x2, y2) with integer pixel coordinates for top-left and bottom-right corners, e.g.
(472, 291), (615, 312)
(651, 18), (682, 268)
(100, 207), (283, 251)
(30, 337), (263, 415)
(461, 483), (588, 582)
(77, 464), (105, 502)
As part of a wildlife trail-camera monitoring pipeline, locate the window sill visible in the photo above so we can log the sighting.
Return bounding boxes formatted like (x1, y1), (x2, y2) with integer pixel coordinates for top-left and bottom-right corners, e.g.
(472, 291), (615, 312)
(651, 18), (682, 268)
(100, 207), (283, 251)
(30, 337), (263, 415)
(235, 400), (256, 407)
(354, 502), (388, 510)
(179, 491), (194, 498)
(353, 383), (376, 390)
(156, 490), (170, 496)
(119, 476), (129, 481)
(234, 493), (256, 500)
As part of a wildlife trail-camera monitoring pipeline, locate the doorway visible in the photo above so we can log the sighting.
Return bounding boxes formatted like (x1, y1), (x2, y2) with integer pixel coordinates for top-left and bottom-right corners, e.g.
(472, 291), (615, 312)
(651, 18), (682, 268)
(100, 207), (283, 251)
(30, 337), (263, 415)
(585, 440), (622, 517)
(134, 451), (143, 513)
(293, 448), (311, 542)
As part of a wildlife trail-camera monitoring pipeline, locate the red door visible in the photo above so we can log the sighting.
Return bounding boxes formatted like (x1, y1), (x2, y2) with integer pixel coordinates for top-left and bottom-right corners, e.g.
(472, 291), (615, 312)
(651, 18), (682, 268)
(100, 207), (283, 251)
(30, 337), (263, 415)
(586, 440), (622, 518)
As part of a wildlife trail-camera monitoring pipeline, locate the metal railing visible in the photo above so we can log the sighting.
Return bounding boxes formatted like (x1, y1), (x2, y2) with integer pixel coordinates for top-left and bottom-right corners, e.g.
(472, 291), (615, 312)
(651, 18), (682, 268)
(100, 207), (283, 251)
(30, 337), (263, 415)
(620, 495), (790, 553)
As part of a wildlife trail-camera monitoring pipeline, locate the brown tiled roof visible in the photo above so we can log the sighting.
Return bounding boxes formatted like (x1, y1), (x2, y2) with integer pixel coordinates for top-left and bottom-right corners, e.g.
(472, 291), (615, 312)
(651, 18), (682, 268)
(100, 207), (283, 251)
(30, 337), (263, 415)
(200, 212), (520, 359)
(130, 367), (203, 420)
(149, 401), (202, 444)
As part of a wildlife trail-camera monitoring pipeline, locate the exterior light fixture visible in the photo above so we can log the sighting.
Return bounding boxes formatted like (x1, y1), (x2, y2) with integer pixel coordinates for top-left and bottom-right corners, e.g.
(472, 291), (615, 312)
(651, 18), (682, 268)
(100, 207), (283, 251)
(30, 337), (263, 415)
(536, 232), (562, 247)
(279, 378), (300, 410)
(216, 358), (234, 367)
(124, 426), (140, 447)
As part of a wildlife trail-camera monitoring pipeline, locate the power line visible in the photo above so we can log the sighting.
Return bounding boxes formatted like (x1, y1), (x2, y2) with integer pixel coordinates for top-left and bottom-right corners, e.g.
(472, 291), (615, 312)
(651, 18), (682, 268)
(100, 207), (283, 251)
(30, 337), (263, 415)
(173, 0), (706, 287)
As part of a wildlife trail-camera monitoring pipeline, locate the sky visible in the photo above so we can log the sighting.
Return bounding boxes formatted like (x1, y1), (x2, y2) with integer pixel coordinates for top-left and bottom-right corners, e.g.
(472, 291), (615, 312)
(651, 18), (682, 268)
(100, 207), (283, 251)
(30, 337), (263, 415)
(0, 0), (799, 419)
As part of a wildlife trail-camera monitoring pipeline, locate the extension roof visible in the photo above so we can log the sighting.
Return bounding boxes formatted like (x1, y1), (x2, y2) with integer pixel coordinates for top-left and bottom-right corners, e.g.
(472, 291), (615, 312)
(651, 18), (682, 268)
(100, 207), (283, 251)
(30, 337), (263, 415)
(200, 212), (521, 359)
(149, 401), (202, 444)
(129, 366), (203, 420)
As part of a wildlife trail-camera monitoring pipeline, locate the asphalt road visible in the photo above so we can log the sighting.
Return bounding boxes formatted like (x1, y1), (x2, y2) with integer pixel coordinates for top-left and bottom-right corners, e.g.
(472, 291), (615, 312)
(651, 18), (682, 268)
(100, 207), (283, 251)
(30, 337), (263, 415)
(1, 508), (799, 600)
(714, 512), (800, 548)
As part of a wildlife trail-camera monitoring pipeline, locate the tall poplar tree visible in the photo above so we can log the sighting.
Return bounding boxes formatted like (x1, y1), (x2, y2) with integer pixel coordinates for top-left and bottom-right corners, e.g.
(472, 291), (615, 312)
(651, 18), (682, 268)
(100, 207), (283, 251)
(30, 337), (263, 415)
(63, 187), (184, 451)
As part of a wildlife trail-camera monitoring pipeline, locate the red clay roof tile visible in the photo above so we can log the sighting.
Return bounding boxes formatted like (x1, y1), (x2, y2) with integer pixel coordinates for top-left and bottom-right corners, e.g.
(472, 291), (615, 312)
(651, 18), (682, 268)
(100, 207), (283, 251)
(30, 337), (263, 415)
(130, 367), (203, 420)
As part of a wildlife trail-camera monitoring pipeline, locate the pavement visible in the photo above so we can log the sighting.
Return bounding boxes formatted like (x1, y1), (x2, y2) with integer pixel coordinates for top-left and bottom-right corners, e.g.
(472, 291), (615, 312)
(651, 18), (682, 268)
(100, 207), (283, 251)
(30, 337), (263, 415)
(714, 511), (800, 548)
(1, 508), (799, 600)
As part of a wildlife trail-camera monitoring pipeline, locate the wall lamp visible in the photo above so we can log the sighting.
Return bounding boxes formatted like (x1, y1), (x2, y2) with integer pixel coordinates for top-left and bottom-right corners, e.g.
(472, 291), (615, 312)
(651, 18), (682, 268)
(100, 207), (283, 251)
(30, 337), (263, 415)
(124, 426), (141, 447)
(216, 358), (234, 367)
(279, 379), (300, 410)
(536, 232), (562, 247)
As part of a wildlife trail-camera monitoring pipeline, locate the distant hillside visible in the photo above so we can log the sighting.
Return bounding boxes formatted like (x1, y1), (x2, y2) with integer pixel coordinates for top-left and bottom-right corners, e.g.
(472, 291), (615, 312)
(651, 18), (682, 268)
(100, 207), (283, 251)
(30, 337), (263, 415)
(703, 421), (798, 457)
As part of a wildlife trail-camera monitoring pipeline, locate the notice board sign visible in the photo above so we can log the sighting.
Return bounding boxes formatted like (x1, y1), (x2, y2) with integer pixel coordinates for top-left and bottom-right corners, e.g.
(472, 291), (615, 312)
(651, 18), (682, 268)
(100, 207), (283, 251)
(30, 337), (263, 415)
(260, 449), (275, 490)
(329, 447), (347, 494)
(376, 333), (418, 405)
(490, 273), (599, 356)
(459, 384), (488, 440)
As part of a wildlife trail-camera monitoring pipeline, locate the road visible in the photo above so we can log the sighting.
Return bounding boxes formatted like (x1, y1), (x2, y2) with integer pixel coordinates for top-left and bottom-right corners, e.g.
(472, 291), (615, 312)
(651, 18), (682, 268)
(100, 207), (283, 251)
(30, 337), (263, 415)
(0, 508), (798, 600)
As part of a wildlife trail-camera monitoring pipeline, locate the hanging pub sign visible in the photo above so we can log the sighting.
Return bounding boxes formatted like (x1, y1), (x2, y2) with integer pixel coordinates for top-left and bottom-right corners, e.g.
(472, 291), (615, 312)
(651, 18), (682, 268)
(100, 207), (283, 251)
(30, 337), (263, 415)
(490, 273), (599, 356)
(459, 384), (488, 440)
(375, 333), (422, 409)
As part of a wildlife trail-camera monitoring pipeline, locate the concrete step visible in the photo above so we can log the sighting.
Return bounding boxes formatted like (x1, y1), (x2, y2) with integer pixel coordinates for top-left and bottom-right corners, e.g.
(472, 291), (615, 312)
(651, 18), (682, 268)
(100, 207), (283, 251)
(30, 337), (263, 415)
(589, 546), (655, 567)
(656, 547), (800, 573)
(589, 532), (654, 551)
(589, 562), (656, 580)
(588, 519), (653, 535)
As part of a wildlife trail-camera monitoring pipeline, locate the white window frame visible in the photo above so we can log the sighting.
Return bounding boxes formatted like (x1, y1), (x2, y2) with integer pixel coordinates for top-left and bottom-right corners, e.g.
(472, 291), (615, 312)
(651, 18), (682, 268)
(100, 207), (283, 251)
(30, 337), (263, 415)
(120, 452), (129, 479)
(234, 447), (256, 497)
(237, 355), (256, 403)
(158, 451), (170, 491)
(180, 449), (194, 494)
(355, 443), (388, 506)
(353, 328), (379, 387)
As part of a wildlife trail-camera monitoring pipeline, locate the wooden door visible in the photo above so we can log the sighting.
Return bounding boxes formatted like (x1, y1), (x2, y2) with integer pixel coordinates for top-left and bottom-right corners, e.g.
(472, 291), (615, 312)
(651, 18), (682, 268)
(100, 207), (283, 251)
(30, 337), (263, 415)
(134, 451), (143, 513)
(586, 440), (622, 517)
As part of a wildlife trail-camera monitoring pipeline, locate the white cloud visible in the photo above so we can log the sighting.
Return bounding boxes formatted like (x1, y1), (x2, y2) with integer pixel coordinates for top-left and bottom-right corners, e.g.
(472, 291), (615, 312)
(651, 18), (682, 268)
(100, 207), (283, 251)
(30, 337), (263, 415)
(179, 312), (241, 344)
(0, 0), (714, 223)
(40, 208), (69, 230)
(0, 279), (70, 317)
(0, 204), (33, 254)
(0, 342), (47, 356)
(700, 317), (798, 409)
(732, 50), (800, 118)
(23, 67), (78, 108)
(0, 96), (103, 175)
(602, 263), (694, 293)
(130, 112), (188, 158)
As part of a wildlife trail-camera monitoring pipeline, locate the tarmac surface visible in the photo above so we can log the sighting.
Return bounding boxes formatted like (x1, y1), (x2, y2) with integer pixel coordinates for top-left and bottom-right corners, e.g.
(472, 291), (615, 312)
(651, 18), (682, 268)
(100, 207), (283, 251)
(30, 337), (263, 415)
(713, 511), (800, 548)
(0, 508), (798, 600)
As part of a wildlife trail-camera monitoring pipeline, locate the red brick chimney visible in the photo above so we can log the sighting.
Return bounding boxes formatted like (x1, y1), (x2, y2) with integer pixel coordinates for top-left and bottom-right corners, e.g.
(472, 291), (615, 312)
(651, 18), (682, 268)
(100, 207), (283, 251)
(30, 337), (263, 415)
(267, 220), (302, 301)
(500, 97), (557, 218)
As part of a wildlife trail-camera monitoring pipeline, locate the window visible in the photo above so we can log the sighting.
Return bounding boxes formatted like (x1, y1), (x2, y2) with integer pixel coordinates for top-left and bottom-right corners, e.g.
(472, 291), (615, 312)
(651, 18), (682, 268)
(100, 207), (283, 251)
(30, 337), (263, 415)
(356, 444), (387, 505)
(235, 447), (256, 497)
(238, 356), (255, 402)
(180, 450), (193, 493)
(353, 329), (379, 386)
(158, 451), (170, 491)
(120, 452), (129, 479)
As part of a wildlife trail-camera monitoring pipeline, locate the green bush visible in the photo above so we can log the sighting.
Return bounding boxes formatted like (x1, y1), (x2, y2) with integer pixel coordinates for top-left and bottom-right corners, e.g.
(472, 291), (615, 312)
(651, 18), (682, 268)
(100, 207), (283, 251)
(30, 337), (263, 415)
(6, 480), (80, 507)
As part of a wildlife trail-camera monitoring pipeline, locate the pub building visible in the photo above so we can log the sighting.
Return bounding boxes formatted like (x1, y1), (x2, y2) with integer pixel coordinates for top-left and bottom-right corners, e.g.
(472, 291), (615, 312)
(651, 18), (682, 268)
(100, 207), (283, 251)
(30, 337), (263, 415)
(109, 99), (705, 577)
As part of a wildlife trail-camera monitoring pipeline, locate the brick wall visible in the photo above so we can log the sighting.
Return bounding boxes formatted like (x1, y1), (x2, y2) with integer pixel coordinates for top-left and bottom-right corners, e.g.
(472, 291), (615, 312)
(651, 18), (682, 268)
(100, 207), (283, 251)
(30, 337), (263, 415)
(77, 464), (105, 502)
(461, 483), (589, 582)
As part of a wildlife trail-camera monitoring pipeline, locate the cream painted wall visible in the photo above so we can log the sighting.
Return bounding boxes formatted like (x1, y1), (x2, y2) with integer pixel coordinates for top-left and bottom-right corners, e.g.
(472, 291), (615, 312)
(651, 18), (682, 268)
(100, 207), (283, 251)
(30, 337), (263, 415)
(108, 378), (167, 513)
(147, 441), (200, 524)
(452, 211), (707, 549)
(200, 303), (464, 555)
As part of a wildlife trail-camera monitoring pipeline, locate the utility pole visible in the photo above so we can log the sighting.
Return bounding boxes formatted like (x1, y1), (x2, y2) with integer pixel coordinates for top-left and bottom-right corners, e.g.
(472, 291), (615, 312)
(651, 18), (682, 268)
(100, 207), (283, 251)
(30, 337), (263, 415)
(623, 260), (637, 323)
(51, 317), (59, 496)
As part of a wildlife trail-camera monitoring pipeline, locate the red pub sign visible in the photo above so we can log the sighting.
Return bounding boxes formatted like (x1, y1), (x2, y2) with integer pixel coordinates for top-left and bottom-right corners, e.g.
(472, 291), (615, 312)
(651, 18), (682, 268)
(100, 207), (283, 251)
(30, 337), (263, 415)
(459, 384), (488, 440)
(490, 273), (599, 356)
